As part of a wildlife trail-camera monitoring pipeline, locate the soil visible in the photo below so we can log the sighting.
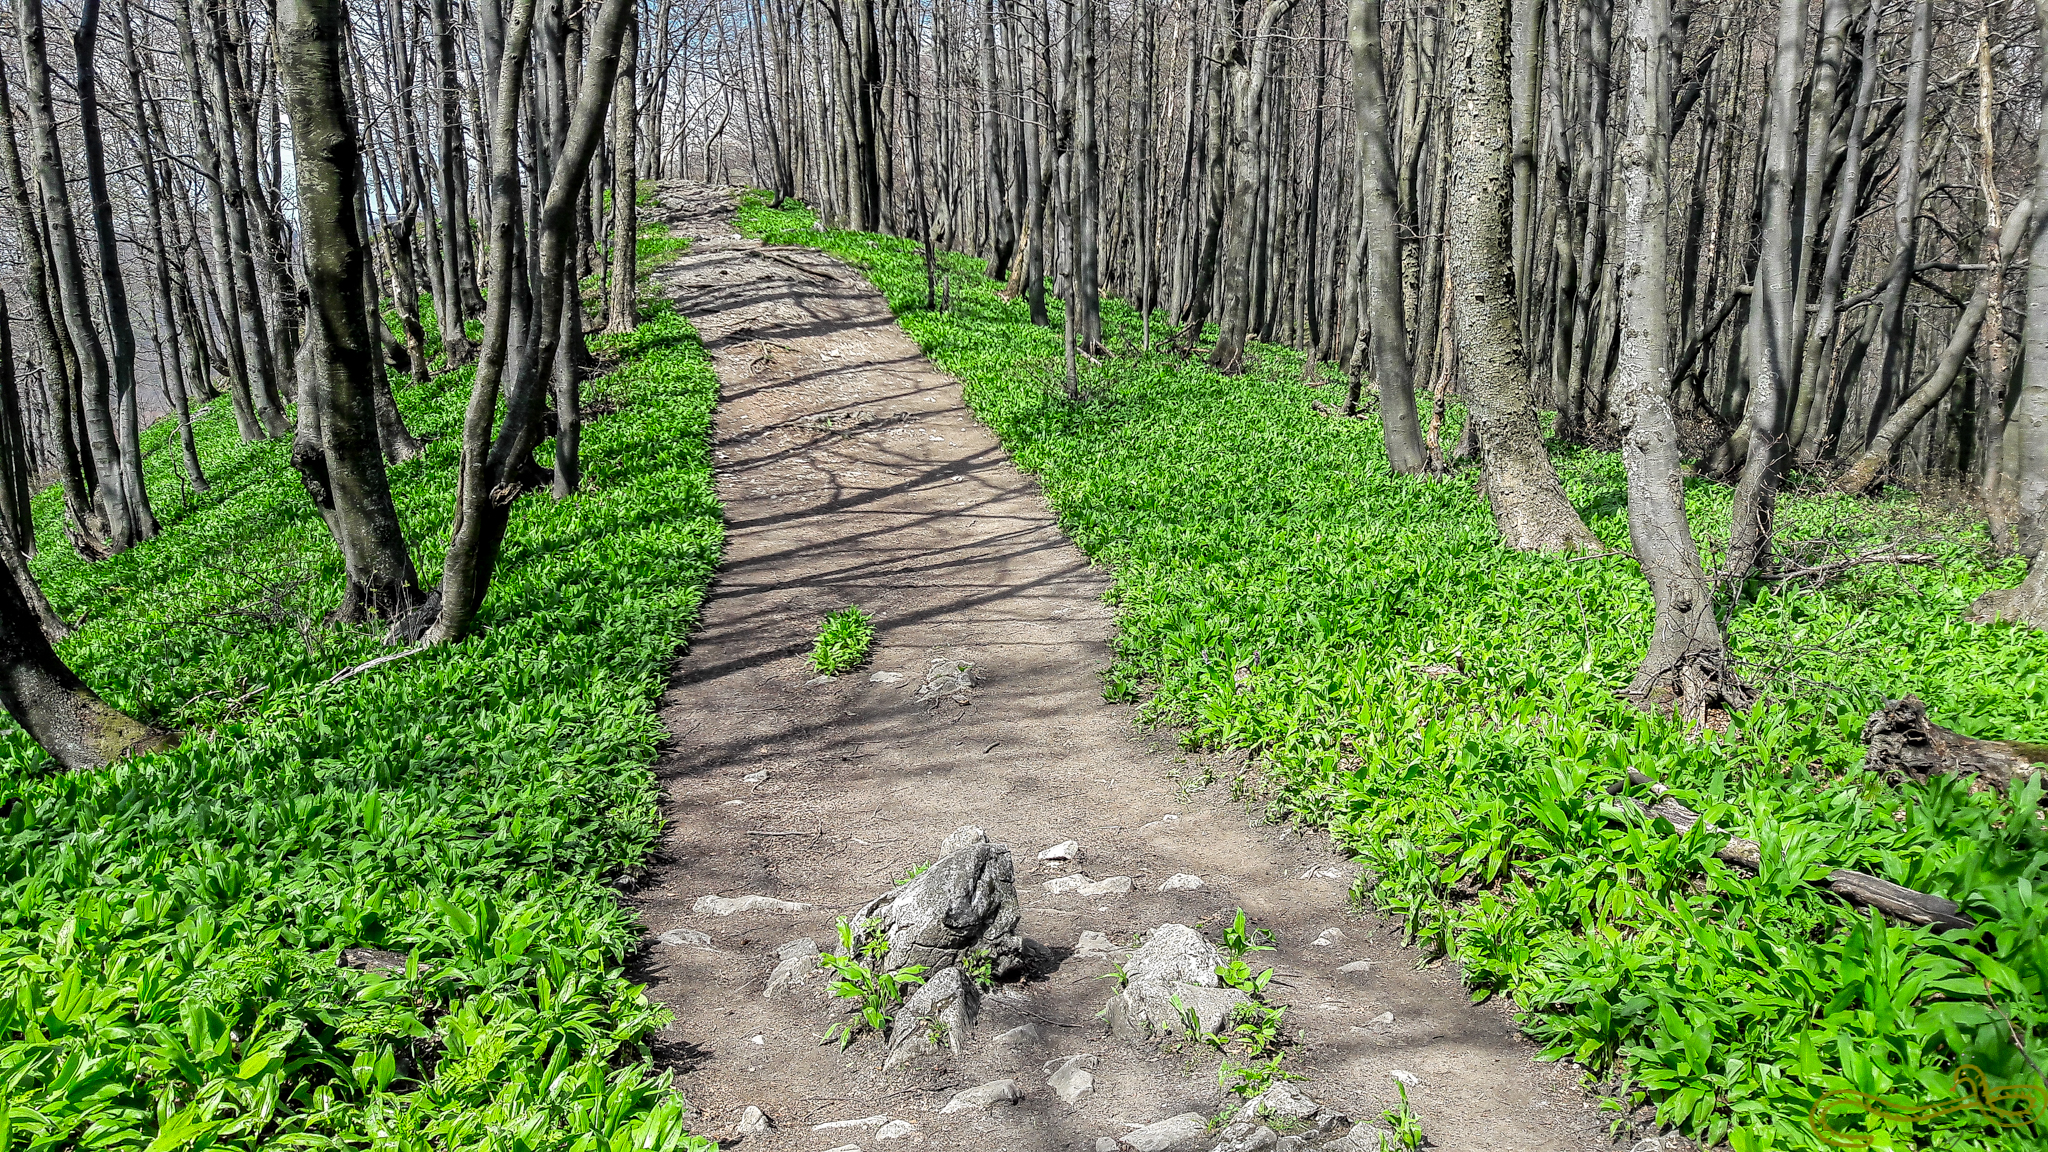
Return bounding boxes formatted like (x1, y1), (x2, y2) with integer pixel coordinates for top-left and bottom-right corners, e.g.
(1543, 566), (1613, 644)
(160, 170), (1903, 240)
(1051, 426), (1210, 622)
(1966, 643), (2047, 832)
(629, 183), (1625, 1152)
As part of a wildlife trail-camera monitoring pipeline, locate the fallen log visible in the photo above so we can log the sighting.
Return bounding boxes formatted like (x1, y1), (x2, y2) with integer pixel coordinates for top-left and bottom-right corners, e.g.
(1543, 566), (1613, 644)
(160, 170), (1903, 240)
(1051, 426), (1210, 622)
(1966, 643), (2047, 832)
(1861, 697), (2048, 796)
(1602, 769), (1974, 933)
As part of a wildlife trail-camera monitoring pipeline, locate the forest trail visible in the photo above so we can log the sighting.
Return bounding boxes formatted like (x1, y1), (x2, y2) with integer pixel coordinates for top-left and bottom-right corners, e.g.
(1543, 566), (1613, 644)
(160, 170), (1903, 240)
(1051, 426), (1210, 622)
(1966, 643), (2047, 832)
(629, 184), (1617, 1152)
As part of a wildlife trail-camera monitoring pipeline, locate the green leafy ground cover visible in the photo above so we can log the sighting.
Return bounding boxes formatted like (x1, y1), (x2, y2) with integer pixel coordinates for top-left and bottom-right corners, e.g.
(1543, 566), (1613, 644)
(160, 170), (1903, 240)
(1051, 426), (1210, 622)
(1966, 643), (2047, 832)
(740, 195), (2048, 1150)
(0, 224), (718, 1150)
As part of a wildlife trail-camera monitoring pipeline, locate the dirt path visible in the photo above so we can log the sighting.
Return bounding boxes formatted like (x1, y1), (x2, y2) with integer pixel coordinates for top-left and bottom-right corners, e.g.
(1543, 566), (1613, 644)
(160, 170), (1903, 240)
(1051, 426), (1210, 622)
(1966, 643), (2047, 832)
(630, 184), (1621, 1152)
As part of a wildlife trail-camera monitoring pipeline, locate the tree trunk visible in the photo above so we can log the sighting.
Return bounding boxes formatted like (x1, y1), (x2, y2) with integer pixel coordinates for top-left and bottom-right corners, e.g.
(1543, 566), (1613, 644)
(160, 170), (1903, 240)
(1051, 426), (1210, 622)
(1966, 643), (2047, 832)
(1724, 0), (1811, 580)
(1614, 0), (1741, 715)
(279, 0), (430, 625)
(1350, 0), (1426, 473)
(1209, 0), (1294, 373)
(1838, 205), (2031, 497)
(606, 5), (641, 333)
(1447, 0), (1597, 551)
(0, 63), (105, 555)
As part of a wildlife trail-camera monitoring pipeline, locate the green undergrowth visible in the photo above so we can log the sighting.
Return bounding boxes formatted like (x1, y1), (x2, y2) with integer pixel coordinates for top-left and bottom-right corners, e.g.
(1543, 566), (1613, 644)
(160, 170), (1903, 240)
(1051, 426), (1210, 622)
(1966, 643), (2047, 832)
(739, 193), (2048, 1150)
(3, 262), (721, 1145)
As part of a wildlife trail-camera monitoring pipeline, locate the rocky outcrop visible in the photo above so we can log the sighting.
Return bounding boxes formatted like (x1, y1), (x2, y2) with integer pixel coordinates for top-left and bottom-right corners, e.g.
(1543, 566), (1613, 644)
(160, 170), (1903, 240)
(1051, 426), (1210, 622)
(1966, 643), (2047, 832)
(1105, 923), (1248, 1040)
(854, 825), (1026, 978)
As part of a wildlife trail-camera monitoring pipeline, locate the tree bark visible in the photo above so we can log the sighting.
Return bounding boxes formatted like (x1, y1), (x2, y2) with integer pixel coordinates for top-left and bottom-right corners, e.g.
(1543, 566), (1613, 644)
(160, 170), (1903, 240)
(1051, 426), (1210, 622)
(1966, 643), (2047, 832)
(1447, 0), (1598, 551)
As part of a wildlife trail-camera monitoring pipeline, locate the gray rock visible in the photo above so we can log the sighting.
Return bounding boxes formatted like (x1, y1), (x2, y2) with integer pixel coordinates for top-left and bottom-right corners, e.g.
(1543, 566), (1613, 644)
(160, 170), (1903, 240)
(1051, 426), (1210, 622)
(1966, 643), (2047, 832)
(854, 829), (1025, 978)
(1097, 1140), (1120, 1152)
(1105, 924), (1248, 1040)
(1388, 1070), (1419, 1089)
(939, 825), (989, 857)
(1311, 927), (1345, 947)
(741, 769), (770, 783)
(1077, 876), (1134, 896)
(1158, 873), (1204, 892)
(1366, 1010), (1395, 1027)
(805, 675), (834, 686)
(917, 657), (976, 704)
(1045, 1054), (1098, 1104)
(693, 894), (811, 916)
(655, 927), (715, 949)
(1077, 930), (1118, 955)
(869, 670), (906, 684)
(1046, 874), (1095, 894)
(1039, 840), (1083, 862)
(987, 1022), (1044, 1067)
(885, 966), (980, 1070)
(734, 1105), (772, 1136)
(1242, 1082), (1318, 1122)
(1273, 1140), (1305, 1152)
(1336, 960), (1373, 974)
(1208, 1122), (1279, 1152)
(1629, 1139), (1699, 1152)
(877, 1119), (917, 1140)
(764, 938), (822, 1000)
(1121, 1112), (1210, 1151)
(940, 1079), (1021, 1113)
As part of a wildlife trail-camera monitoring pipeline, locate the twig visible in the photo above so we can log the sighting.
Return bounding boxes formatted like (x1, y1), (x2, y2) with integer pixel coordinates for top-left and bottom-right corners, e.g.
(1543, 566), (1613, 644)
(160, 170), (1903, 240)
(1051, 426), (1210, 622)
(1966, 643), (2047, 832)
(326, 645), (429, 687)
(1759, 551), (1940, 582)
(744, 829), (815, 837)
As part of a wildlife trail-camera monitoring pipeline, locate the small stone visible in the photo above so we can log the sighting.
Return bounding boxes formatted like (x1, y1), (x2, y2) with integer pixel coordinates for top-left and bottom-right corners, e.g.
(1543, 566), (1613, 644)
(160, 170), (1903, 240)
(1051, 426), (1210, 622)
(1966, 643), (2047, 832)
(1311, 927), (1345, 947)
(1120, 1112), (1210, 1151)
(1273, 1140), (1305, 1152)
(1076, 876), (1133, 896)
(941, 1079), (1022, 1113)
(1368, 1010), (1396, 1027)
(806, 675), (834, 686)
(764, 938), (822, 1000)
(1157, 873), (1203, 892)
(869, 671), (906, 684)
(1098, 1140), (1120, 1152)
(1389, 1069), (1419, 1089)
(655, 927), (714, 949)
(1243, 1082), (1318, 1122)
(990, 1022), (1044, 1052)
(877, 1119), (917, 1140)
(1039, 839), (1083, 862)
(721, 799), (744, 806)
(734, 1105), (772, 1135)
(1139, 814), (1181, 833)
(1046, 1054), (1098, 1104)
(1208, 1121), (1280, 1152)
(747, 1034), (764, 1045)
(812, 1114), (891, 1131)
(694, 894), (812, 916)
(741, 769), (770, 783)
(1077, 930), (1117, 955)
(1046, 874), (1094, 894)
(1337, 960), (1374, 974)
